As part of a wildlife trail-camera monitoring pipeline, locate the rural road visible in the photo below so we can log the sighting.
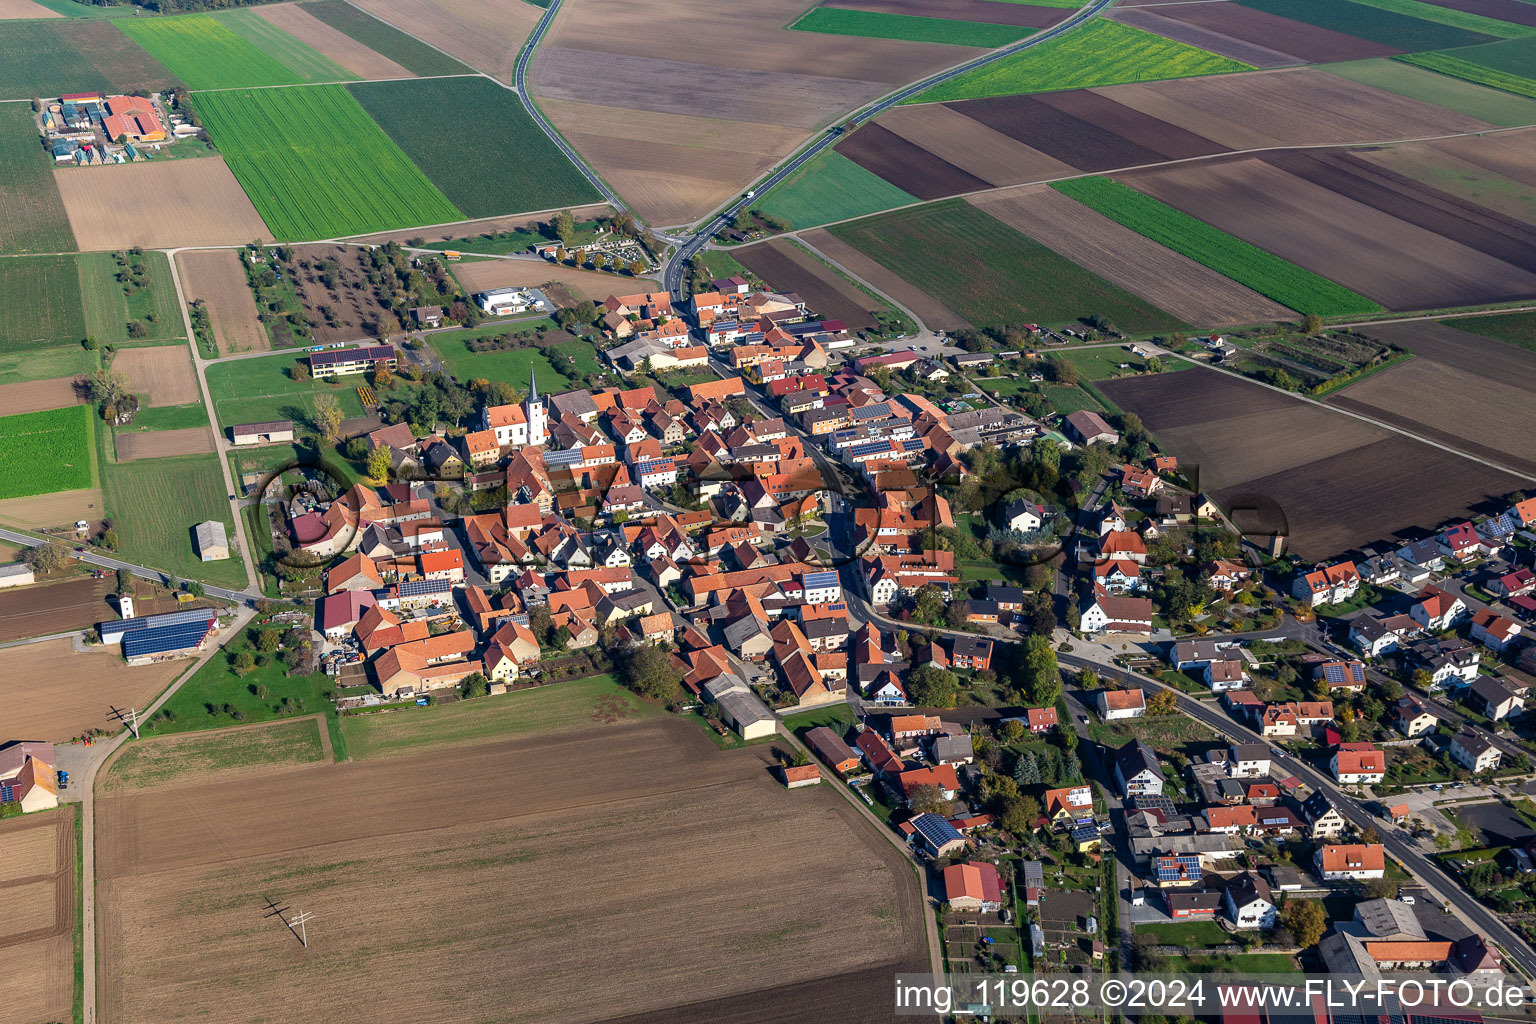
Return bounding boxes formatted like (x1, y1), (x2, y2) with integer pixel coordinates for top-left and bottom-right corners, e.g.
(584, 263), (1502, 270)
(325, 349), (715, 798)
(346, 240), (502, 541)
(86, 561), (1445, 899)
(661, 0), (1119, 302)
(0, 527), (258, 606)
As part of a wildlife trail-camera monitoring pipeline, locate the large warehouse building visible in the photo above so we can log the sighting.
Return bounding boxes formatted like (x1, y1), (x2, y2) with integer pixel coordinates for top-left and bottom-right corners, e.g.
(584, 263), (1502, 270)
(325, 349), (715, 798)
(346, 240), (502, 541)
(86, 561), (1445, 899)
(99, 607), (218, 664)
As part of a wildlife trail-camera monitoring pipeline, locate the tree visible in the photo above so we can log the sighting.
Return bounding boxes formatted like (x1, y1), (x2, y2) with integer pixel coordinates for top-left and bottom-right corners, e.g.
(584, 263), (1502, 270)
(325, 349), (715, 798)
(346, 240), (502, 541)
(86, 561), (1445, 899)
(908, 783), (948, 816)
(552, 209), (576, 241)
(1000, 719), (1025, 742)
(1145, 357), (1164, 373)
(1302, 314), (1325, 335)
(1079, 667), (1100, 690)
(1018, 635), (1061, 706)
(459, 671), (490, 699)
(88, 368), (134, 410)
(913, 583), (946, 625)
(1146, 690), (1177, 716)
(1361, 878), (1399, 900)
(312, 394), (343, 442)
(908, 664), (959, 709)
(255, 629), (281, 654)
(628, 259), (645, 276)
(620, 645), (682, 701)
(1013, 750), (1041, 786)
(291, 361), (311, 381)
(116, 568), (133, 595)
(232, 650), (256, 676)
(1047, 355), (1079, 386)
(366, 443), (392, 482)
(372, 364), (392, 389)
(998, 796), (1036, 836)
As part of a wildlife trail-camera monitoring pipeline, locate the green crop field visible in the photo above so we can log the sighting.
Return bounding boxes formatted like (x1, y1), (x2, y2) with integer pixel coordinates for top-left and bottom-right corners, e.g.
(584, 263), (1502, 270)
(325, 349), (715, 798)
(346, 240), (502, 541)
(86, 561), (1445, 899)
(123, 403), (212, 433)
(0, 405), (93, 499)
(1348, 0), (1533, 38)
(988, 0), (1078, 7)
(1446, 310), (1536, 351)
(827, 199), (1187, 332)
(211, 9), (359, 82)
(756, 148), (918, 229)
(1051, 177), (1382, 317)
(100, 451), (245, 587)
(1322, 58), (1536, 124)
(1398, 36), (1536, 96)
(347, 77), (600, 219)
(302, 0), (473, 76)
(197, 85), (462, 240)
(1238, 0), (1497, 49)
(205, 350), (367, 430)
(0, 21), (110, 99)
(0, 344), (96, 387)
(78, 251), (185, 346)
(119, 15), (306, 90)
(0, 109), (76, 254)
(426, 331), (574, 386)
(906, 19), (1250, 102)
(28, 0), (143, 16)
(789, 7), (1028, 47)
(0, 255), (88, 349)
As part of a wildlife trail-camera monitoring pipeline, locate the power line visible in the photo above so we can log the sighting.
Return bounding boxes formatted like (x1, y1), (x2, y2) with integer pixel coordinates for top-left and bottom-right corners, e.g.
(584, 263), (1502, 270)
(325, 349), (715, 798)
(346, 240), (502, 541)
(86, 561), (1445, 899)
(106, 705), (140, 739)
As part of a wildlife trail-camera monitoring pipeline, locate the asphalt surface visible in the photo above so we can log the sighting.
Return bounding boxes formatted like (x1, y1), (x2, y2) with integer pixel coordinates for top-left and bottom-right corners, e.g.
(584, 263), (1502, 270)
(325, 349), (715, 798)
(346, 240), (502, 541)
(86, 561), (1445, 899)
(0, 527), (258, 606)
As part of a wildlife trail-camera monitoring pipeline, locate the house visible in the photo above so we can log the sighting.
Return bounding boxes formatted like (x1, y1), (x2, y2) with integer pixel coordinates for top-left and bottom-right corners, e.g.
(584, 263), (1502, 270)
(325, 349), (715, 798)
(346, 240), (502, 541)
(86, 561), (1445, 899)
(229, 419), (294, 446)
(1301, 791), (1348, 839)
(309, 344), (397, 379)
(1493, 567), (1536, 600)
(1440, 521), (1482, 561)
(1023, 860), (1044, 906)
(1113, 739), (1164, 797)
(1098, 688), (1146, 720)
(950, 636), (993, 671)
(1410, 586), (1467, 631)
(1165, 890), (1223, 920)
(1043, 785), (1095, 826)
(857, 729), (903, 775)
(1205, 805), (1257, 834)
(909, 812), (968, 857)
(0, 741), (58, 813)
(780, 764), (820, 788)
(1063, 410), (1119, 446)
(1409, 637), (1480, 687)
(716, 691), (776, 741)
(1470, 675), (1522, 721)
(1471, 608), (1522, 654)
(1350, 613), (1419, 658)
(1331, 745), (1385, 785)
(1224, 872), (1276, 930)
(1154, 853), (1204, 887)
(1080, 587), (1153, 635)
(1397, 538), (1445, 572)
(1316, 660), (1367, 693)
(805, 726), (860, 774)
(1450, 729), (1501, 774)
(1026, 707), (1057, 733)
(932, 734), (974, 766)
(1229, 742), (1271, 777)
(1120, 464), (1162, 498)
(1000, 499), (1044, 533)
(1315, 844), (1386, 881)
(1390, 694), (1438, 737)
(194, 520), (229, 561)
(944, 861), (1005, 913)
(1292, 561), (1361, 607)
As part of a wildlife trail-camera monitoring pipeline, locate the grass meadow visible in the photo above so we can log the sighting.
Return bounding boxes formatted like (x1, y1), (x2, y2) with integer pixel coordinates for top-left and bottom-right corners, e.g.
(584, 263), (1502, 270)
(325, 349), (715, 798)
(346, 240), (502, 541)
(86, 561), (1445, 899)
(0, 405), (94, 499)
(0, 107), (77, 254)
(99, 449), (246, 587)
(1322, 58), (1536, 125)
(1399, 39), (1536, 98)
(756, 148), (917, 230)
(790, 7), (1029, 47)
(211, 8), (358, 82)
(204, 350), (368, 430)
(78, 251), (185, 346)
(119, 14), (306, 89)
(0, 255), (87, 348)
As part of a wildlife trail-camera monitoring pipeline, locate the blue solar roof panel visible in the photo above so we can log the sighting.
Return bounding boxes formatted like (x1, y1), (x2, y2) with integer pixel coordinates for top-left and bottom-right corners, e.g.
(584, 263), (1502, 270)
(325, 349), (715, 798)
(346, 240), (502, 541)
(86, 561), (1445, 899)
(912, 813), (962, 847)
(543, 449), (582, 468)
(802, 571), (839, 590)
(123, 616), (214, 657)
(849, 440), (892, 459)
(399, 578), (452, 598)
(1155, 854), (1201, 881)
(1323, 664), (1345, 683)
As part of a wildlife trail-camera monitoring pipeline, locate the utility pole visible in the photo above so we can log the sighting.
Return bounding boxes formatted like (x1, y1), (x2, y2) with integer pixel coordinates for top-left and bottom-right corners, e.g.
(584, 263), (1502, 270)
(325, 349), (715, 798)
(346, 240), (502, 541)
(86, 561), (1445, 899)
(288, 910), (314, 949)
(107, 705), (140, 739)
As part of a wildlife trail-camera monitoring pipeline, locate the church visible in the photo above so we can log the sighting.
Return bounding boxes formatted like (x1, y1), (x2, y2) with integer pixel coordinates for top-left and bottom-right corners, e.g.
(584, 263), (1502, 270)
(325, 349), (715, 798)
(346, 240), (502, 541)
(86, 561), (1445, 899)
(481, 369), (549, 448)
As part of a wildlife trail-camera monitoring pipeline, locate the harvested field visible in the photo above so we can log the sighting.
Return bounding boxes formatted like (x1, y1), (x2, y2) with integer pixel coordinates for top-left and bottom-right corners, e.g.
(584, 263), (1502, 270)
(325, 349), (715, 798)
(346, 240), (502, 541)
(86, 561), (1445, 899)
(0, 488), (104, 531)
(0, 0), (61, 17)
(878, 102), (1076, 185)
(300, 0), (470, 76)
(1098, 367), (1525, 557)
(1143, 1), (1403, 61)
(0, 812), (73, 1024)
(0, 374), (84, 415)
(1421, 127), (1536, 188)
(734, 239), (880, 330)
(1322, 58), (1536, 125)
(1108, 7), (1303, 68)
(115, 426), (216, 461)
(1238, 0), (1500, 50)
(801, 227), (972, 330)
(1354, 140), (1536, 225)
(346, 0), (537, 81)
(253, 3), (413, 79)
(177, 250), (268, 356)
(823, 0), (1068, 28)
(1334, 320), (1536, 472)
(344, 204), (613, 246)
(969, 187), (1295, 326)
(97, 717), (926, 1024)
(0, 575), (112, 643)
(1120, 153), (1536, 309)
(0, 637), (187, 742)
(1426, 0), (1536, 30)
(105, 717), (328, 793)
(1099, 68), (1492, 151)
(834, 122), (991, 199)
(114, 345), (201, 407)
(54, 157), (271, 251)
(451, 258), (659, 303)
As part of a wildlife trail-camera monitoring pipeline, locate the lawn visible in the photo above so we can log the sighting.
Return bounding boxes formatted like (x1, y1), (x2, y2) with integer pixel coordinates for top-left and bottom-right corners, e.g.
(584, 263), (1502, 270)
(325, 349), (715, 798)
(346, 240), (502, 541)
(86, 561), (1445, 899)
(118, 14), (306, 90)
(827, 198), (1188, 332)
(0, 341), (96, 387)
(205, 350), (368, 430)
(1056, 346), (1188, 381)
(1446, 310), (1536, 351)
(77, 251), (185, 346)
(347, 77), (601, 220)
(112, 717), (326, 787)
(756, 148), (918, 230)
(1135, 920), (1229, 947)
(1239, 0), (1498, 50)
(99, 451), (247, 587)
(197, 84), (462, 240)
(140, 624), (335, 736)
(1399, 36), (1536, 97)
(425, 330), (574, 386)
(1051, 177), (1383, 318)
(906, 19), (1251, 102)
(123, 402), (212, 433)
(789, 6), (1029, 47)
(0, 106), (76, 255)
(1164, 952), (1299, 973)
(782, 702), (857, 739)
(1321, 58), (1536, 125)
(301, 0), (473, 76)
(1348, 0), (1534, 38)
(211, 8), (359, 82)
(1042, 383), (1108, 414)
(0, 405), (93, 499)
(0, 255), (87, 349)
(340, 675), (662, 759)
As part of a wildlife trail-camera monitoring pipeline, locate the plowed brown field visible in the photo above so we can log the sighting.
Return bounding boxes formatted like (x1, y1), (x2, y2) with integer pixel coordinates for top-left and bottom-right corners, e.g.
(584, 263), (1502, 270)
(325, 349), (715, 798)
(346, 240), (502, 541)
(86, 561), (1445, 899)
(879, 103), (1076, 185)
(451, 258), (658, 302)
(0, 637), (188, 741)
(97, 717), (925, 1024)
(254, 3), (414, 79)
(55, 158), (271, 251)
(177, 250), (267, 355)
(347, 0), (537, 81)
(1109, 7), (1301, 68)
(1140, 0), (1402, 61)
(114, 345), (200, 407)
(969, 187), (1294, 326)
(0, 575), (113, 643)
(0, 812), (73, 1024)
(801, 228), (972, 331)
(1098, 367), (1524, 557)
(0, 489), (105, 531)
(0, 374), (84, 415)
(0, 0), (60, 16)
(115, 426), (216, 461)
(735, 239), (880, 329)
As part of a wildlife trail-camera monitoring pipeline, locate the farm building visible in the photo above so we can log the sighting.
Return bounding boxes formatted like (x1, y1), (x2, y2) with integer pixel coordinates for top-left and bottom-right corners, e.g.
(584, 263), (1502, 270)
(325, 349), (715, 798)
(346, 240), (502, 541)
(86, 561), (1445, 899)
(194, 521), (229, 561)
(943, 861), (1004, 913)
(99, 607), (217, 664)
(309, 345), (398, 379)
(0, 562), (36, 589)
(477, 288), (543, 316)
(0, 741), (58, 814)
(715, 691), (775, 741)
(103, 95), (166, 143)
(229, 420), (295, 446)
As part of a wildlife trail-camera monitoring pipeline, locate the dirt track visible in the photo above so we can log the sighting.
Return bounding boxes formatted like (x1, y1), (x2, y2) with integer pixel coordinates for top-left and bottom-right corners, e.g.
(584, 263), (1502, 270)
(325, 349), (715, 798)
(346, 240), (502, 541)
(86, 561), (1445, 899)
(177, 250), (268, 356)
(0, 812), (74, 1024)
(97, 717), (925, 1024)
(0, 638), (188, 742)
(114, 346), (201, 407)
(0, 374), (84, 415)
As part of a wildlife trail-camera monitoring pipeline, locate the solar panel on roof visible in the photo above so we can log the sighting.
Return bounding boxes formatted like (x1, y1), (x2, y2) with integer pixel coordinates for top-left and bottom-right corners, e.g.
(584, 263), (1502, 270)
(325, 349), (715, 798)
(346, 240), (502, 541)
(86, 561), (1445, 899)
(543, 449), (581, 467)
(123, 615), (214, 658)
(802, 572), (839, 589)
(1324, 664), (1345, 683)
(399, 578), (451, 597)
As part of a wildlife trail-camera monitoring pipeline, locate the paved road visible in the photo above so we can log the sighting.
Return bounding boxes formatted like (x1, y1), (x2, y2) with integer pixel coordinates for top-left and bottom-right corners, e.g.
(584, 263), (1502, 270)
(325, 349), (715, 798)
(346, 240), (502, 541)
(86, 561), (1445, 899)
(662, 0), (1117, 302)
(0, 527), (258, 606)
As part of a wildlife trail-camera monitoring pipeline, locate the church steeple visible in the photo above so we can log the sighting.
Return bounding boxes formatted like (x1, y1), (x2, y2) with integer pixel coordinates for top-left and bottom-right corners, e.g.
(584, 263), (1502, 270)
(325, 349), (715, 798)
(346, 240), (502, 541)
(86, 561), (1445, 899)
(529, 368), (539, 406)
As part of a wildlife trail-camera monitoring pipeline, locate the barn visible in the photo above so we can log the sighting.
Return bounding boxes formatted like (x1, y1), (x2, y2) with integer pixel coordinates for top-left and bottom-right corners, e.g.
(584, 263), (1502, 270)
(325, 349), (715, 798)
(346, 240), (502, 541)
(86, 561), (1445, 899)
(229, 420), (295, 446)
(194, 521), (230, 561)
(99, 607), (218, 664)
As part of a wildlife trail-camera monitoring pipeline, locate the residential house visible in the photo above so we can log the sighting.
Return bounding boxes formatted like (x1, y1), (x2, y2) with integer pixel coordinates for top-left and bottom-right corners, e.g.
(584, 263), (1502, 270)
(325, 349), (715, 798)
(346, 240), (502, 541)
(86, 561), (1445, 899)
(1302, 791), (1348, 839)
(944, 862), (1005, 913)
(1450, 729), (1501, 774)
(0, 741), (58, 813)
(1292, 561), (1361, 607)
(1315, 844), (1386, 881)
(1224, 872), (1277, 930)
(1063, 410), (1119, 446)
(950, 637), (993, 671)
(1098, 688), (1146, 721)
(1080, 587), (1154, 635)
(1390, 695), (1438, 738)
(1113, 739), (1164, 797)
(1331, 745), (1386, 785)
(1410, 586), (1467, 631)
(1316, 660), (1368, 693)
(1471, 608), (1522, 654)
(1470, 675), (1522, 721)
